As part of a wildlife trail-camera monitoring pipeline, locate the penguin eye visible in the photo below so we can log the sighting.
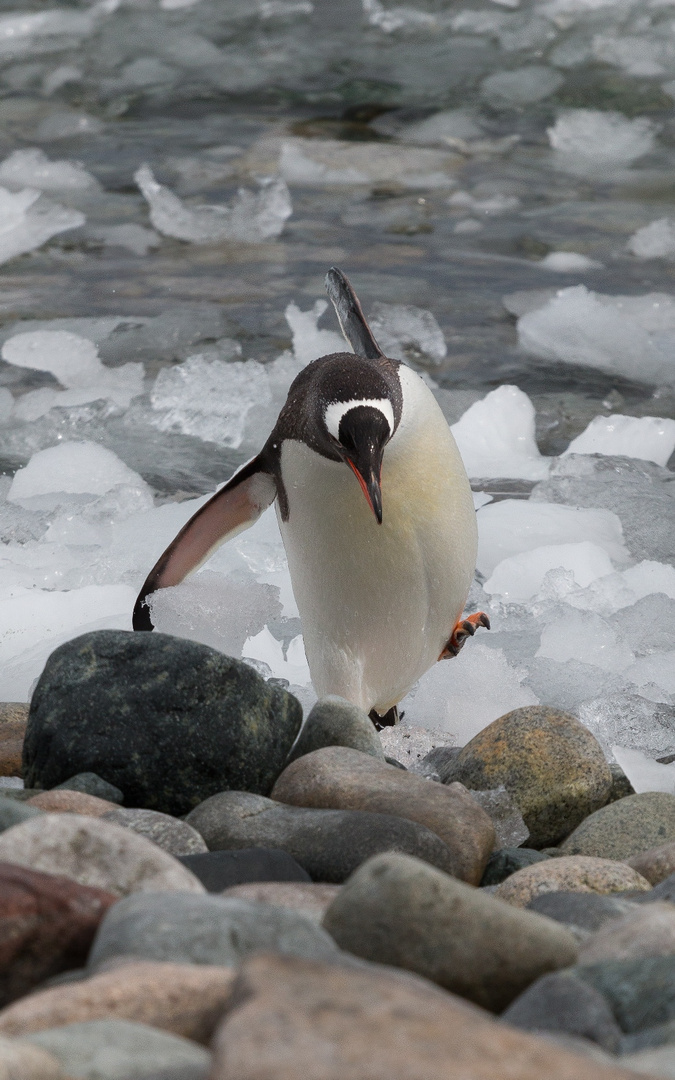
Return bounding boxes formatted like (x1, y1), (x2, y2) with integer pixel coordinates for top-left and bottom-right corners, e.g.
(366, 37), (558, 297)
(324, 397), (394, 442)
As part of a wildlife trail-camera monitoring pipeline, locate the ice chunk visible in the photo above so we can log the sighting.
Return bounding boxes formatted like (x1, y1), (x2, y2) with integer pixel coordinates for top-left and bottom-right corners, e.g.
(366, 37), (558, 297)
(547, 110), (657, 174)
(448, 190), (521, 215)
(518, 286), (675, 385)
(43, 65), (82, 95)
(398, 109), (484, 146)
(400, 644), (538, 745)
(610, 593), (675, 657)
(470, 786), (530, 847)
(279, 138), (459, 188)
(628, 218), (675, 260)
(562, 561), (675, 617)
(135, 165), (291, 243)
(482, 66), (563, 104)
(578, 694), (675, 761)
(483, 541), (615, 602)
(95, 224), (161, 256)
(564, 415), (675, 467)
(0, 186), (83, 265)
(627, 652), (675, 697)
(536, 608), (635, 672)
(476, 499), (629, 576)
(0, 149), (100, 196)
(8, 441), (146, 501)
(361, 0), (437, 33)
(0, 9), (97, 51)
(612, 746), (675, 795)
(538, 251), (604, 271)
(35, 111), (103, 140)
(284, 299), (347, 366)
(451, 385), (551, 481)
(368, 302), (446, 364)
(242, 626), (311, 684)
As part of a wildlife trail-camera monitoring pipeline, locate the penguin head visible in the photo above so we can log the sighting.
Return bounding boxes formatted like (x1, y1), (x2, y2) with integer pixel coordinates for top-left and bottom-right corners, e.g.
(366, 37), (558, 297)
(323, 397), (394, 523)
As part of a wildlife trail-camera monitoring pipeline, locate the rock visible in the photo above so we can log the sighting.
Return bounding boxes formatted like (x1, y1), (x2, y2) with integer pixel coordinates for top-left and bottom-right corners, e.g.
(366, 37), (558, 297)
(0, 960), (235, 1044)
(0, 794), (43, 833)
(221, 882), (339, 921)
(621, 1020), (675, 1055)
(185, 790), (461, 882)
(578, 904), (675, 966)
(25, 1019), (211, 1080)
(627, 841), (675, 886)
(101, 808), (207, 857)
(271, 747), (495, 885)
(0, 862), (116, 1007)
(178, 848), (310, 890)
(88, 891), (339, 970)
(559, 793), (675, 861)
(622, 1046), (675, 1077)
(420, 745), (461, 777)
(494, 856), (651, 908)
(640, 873), (675, 904)
(438, 706), (612, 848)
(23, 630), (302, 816)
(501, 970), (623, 1053)
(527, 892), (641, 935)
(536, 1032), (618, 1064)
(0, 814), (205, 897)
(321, 852), (578, 1011)
(54, 773), (124, 803)
(0, 704), (28, 779)
(26, 790), (119, 817)
(576, 955), (675, 1033)
(0, 1033), (66, 1079)
(481, 848), (550, 887)
(286, 696), (385, 764)
(209, 952), (642, 1080)
(608, 763), (635, 803)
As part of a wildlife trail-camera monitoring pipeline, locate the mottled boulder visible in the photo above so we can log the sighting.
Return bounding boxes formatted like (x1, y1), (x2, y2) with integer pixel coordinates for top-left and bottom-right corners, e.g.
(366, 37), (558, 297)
(286, 696), (385, 764)
(101, 808), (207, 857)
(23, 630), (302, 816)
(440, 707), (612, 848)
(495, 856), (651, 908)
(560, 793), (675, 861)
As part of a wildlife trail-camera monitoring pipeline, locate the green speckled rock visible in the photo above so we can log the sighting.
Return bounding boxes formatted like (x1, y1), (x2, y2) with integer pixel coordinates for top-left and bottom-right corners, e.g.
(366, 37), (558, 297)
(559, 793), (675, 861)
(23, 630), (302, 817)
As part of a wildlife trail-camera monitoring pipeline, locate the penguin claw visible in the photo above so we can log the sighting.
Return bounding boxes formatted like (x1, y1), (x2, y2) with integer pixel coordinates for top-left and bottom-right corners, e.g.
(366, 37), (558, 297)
(439, 612), (490, 660)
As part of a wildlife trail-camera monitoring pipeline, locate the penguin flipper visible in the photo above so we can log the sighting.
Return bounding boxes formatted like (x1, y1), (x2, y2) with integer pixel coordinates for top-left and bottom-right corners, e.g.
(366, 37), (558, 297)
(133, 456), (277, 631)
(325, 267), (385, 360)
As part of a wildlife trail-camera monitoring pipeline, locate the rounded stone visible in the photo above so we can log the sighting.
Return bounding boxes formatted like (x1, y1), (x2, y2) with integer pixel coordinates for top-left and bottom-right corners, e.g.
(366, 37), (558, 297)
(627, 841), (675, 885)
(439, 706), (612, 848)
(575, 955), (675, 1034)
(26, 791), (119, 817)
(54, 773), (124, 803)
(559, 793), (675, 861)
(178, 849), (310, 891)
(0, 794), (44, 833)
(480, 848), (550, 887)
(494, 856), (651, 908)
(578, 903), (675, 966)
(23, 630), (302, 817)
(0, 1033), (65, 1079)
(287, 696), (385, 765)
(101, 808), (207, 857)
(221, 882), (340, 921)
(502, 970), (622, 1053)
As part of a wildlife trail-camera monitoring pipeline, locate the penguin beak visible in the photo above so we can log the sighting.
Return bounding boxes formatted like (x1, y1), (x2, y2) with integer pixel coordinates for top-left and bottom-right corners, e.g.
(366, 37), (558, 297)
(346, 457), (383, 524)
(336, 405), (390, 524)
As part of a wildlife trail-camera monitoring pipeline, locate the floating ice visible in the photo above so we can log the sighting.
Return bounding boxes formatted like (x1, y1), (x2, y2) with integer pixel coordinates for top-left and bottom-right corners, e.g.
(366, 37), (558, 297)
(518, 286), (675, 385)
(0, 186), (83, 266)
(135, 165), (292, 243)
(577, 695), (675, 762)
(448, 190), (521, 215)
(451, 385), (551, 480)
(628, 652), (675, 697)
(483, 541), (615, 602)
(36, 111), (103, 140)
(361, 0), (437, 33)
(0, 149), (100, 196)
(279, 139), (459, 188)
(564, 415), (675, 467)
(284, 299), (346, 365)
(536, 608), (635, 673)
(398, 109), (484, 146)
(482, 66), (563, 104)
(547, 110), (657, 174)
(95, 224), (161, 256)
(8, 441), (147, 502)
(612, 746), (675, 795)
(628, 219), (675, 260)
(2, 330), (144, 416)
(538, 252), (604, 271)
(368, 302), (446, 364)
(0, 9), (98, 54)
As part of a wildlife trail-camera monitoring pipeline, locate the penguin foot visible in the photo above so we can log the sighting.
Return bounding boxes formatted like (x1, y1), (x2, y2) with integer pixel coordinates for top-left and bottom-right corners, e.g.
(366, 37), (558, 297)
(439, 612), (490, 660)
(369, 705), (399, 730)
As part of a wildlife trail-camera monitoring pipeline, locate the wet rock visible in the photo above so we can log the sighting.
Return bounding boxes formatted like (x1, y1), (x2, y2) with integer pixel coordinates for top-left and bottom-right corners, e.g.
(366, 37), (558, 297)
(271, 747), (495, 885)
(480, 848), (550, 887)
(23, 630), (302, 817)
(88, 891), (339, 970)
(576, 955), (675, 1033)
(26, 790), (119, 817)
(627, 841), (675, 886)
(578, 904), (675, 966)
(608, 763), (635, 803)
(0, 960), (236, 1044)
(0, 1033), (65, 1079)
(495, 856), (651, 908)
(321, 852), (578, 1011)
(209, 952), (640, 1080)
(286, 696), (385, 764)
(25, 1019), (211, 1080)
(527, 892), (641, 936)
(54, 773), (124, 803)
(221, 882), (339, 921)
(0, 862), (116, 1007)
(0, 794), (43, 833)
(439, 706), (612, 848)
(559, 793), (675, 861)
(185, 790), (461, 882)
(639, 872), (675, 904)
(0, 703), (28, 779)
(502, 970), (622, 1052)
(178, 848), (310, 890)
(101, 808), (207, 857)
(0, 813), (205, 897)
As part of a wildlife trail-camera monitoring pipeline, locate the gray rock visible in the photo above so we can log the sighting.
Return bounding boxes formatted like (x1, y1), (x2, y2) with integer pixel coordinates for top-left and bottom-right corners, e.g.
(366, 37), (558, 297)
(55, 772), (124, 803)
(23, 630), (302, 817)
(26, 1019), (210, 1080)
(287, 696), (385, 764)
(89, 891), (339, 970)
(608, 762), (635, 803)
(527, 892), (640, 935)
(622, 1045), (675, 1076)
(419, 746), (461, 780)
(178, 848), (310, 890)
(559, 792), (675, 861)
(480, 848), (550, 887)
(576, 956), (675, 1033)
(501, 970), (622, 1052)
(185, 790), (459, 882)
(101, 808), (207, 857)
(621, 1018), (675, 1054)
(0, 793), (44, 833)
(321, 852), (578, 1012)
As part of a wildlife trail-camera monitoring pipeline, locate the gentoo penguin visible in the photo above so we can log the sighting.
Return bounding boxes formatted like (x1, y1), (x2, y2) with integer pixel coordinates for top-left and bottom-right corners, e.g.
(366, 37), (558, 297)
(133, 269), (488, 725)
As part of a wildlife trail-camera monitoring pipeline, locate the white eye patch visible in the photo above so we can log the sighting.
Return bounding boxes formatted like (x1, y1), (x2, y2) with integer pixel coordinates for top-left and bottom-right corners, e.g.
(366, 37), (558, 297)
(324, 398), (395, 441)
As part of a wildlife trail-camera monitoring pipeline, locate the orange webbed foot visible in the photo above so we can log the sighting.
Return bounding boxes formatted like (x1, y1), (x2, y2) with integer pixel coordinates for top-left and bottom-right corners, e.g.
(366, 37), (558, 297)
(439, 611), (490, 660)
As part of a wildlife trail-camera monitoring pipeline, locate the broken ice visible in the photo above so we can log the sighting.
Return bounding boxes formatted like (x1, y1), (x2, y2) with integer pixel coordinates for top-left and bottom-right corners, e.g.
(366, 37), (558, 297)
(564, 415), (675, 467)
(451, 385), (550, 481)
(0, 186), (83, 266)
(547, 110), (657, 175)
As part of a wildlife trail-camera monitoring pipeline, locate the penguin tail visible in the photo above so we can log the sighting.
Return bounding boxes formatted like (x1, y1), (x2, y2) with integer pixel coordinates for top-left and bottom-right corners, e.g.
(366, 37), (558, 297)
(325, 267), (385, 361)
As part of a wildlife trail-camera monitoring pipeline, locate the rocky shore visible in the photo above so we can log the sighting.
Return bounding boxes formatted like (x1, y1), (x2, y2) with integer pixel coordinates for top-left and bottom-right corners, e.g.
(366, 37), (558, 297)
(1, 629), (674, 1078)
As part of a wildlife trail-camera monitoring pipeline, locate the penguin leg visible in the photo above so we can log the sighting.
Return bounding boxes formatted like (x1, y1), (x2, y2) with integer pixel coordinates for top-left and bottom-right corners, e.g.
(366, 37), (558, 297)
(439, 612), (490, 660)
(369, 705), (399, 730)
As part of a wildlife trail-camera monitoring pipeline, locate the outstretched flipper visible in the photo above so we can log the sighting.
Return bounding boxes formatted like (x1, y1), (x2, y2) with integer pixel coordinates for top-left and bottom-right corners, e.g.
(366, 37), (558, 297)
(133, 456), (277, 631)
(325, 267), (385, 360)
(439, 612), (490, 660)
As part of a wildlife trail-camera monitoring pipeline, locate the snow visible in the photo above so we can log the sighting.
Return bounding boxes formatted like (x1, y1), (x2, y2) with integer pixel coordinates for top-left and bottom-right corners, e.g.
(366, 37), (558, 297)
(628, 219), (675, 260)
(547, 110), (657, 174)
(8, 442), (148, 501)
(451, 385), (551, 480)
(564, 415), (675, 467)
(0, 186), (84, 266)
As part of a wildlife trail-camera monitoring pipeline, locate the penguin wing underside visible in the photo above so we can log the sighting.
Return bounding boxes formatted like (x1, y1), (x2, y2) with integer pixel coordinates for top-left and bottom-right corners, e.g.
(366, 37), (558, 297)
(132, 456), (277, 630)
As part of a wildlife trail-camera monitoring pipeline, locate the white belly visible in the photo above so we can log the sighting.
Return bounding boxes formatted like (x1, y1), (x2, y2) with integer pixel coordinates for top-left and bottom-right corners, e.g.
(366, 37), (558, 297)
(278, 365), (477, 713)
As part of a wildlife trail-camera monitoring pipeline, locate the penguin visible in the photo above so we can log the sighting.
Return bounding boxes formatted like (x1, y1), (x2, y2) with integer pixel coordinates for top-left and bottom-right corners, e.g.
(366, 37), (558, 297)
(133, 268), (489, 725)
